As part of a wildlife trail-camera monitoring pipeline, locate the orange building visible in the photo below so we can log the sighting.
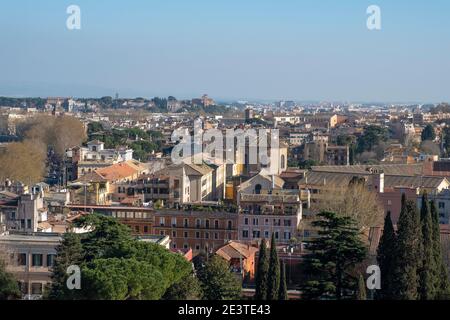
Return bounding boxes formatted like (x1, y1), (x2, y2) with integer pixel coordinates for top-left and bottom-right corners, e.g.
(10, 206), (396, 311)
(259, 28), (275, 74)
(215, 241), (258, 280)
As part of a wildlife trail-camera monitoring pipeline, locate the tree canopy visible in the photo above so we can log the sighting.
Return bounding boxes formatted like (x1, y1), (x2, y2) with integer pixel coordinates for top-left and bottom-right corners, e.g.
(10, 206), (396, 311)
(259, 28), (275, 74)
(47, 214), (192, 300)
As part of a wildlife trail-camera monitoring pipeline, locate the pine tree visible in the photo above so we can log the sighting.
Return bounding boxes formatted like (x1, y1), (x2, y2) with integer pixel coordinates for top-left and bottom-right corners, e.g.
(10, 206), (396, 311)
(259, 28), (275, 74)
(254, 239), (269, 300)
(267, 233), (280, 300)
(376, 211), (396, 299)
(391, 197), (421, 300)
(418, 192), (437, 300)
(430, 200), (450, 299)
(301, 211), (367, 300)
(356, 273), (367, 300)
(198, 256), (241, 300)
(278, 260), (288, 300)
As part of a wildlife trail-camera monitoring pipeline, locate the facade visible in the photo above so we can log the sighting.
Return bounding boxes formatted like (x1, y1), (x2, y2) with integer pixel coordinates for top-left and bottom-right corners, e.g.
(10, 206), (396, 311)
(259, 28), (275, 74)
(152, 208), (238, 253)
(117, 163), (214, 207)
(0, 232), (61, 299)
(302, 141), (349, 166)
(237, 174), (302, 245)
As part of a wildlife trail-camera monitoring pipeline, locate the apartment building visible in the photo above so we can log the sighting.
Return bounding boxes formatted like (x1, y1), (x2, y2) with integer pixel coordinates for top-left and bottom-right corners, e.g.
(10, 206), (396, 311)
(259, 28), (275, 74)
(69, 140), (133, 179)
(117, 163), (214, 207)
(237, 173), (302, 245)
(0, 232), (61, 299)
(152, 207), (238, 253)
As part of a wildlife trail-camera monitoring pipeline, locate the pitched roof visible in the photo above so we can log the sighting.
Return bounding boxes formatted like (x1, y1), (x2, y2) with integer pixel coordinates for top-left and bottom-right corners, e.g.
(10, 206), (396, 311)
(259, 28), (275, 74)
(96, 162), (138, 181)
(216, 241), (258, 261)
(311, 164), (423, 176)
(298, 171), (449, 189)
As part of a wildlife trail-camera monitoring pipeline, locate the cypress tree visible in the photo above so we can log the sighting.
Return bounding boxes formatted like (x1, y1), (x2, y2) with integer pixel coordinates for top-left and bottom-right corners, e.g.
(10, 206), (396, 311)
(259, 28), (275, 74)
(278, 260), (288, 300)
(418, 192), (437, 300)
(267, 233), (280, 300)
(254, 239), (269, 300)
(356, 273), (367, 300)
(376, 211), (396, 299)
(430, 200), (450, 299)
(391, 197), (421, 300)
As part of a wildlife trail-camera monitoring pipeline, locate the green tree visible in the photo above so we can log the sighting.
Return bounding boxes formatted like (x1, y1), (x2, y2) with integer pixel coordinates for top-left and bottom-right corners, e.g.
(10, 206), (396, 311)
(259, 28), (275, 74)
(419, 193), (437, 300)
(255, 239), (269, 300)
(376, 212), (396, 300)
(163, 273), (203, 300)
(278, 261), (288, 300)
(47, 233), (84, 300)
(48, 214), (192, 300)
(301, 211), (367, 300)
(356, 125), (389, 154)
(0, 260), (20, 300)
(356, 274), (367, 300)
(80, 257), (165, 300)
(421, 124), (436, 141)
(267, 233), (280, 300)
(391, 197), (421, 300)
(431, 201), (450, 299)
(197, 256), (241, 300)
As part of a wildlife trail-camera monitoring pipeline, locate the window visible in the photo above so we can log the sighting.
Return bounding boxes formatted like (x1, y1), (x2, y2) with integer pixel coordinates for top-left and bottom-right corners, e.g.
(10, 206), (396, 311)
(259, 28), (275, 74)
(47, 254), (55, 267)
(214, 220), (219, 229)
(264, 231), (270, 238)
(172, 231), (177, 238)
(265, 218), (269, 226)
(196, 232), (200, 239)
(284, 219), (291, 227)
(439, 202), (445, 209)
(196, 219), (201, 228)
(244, 218), (249, 225)
(281, 155), (286, 169)
(195, 244), (200, 250)
(183, 244), (189, 249)
(18, 253), (27, 266)
(242, 230), (249, 238)
(144, 226), (149, 233)
(274, 231), (279, 240)
(135, 226), (140, 233)
(32, 254), (43, 267)
(284, 231), (291, 240)
(252, 230), (260, 239)
(184, 232), (188, 238)
(184, 219), (189, 228)
(253, 218), (259, 226)
(255, 184), (262, 195)
(171, 218), (177, 227)
(172, 243), (177, 249)
(205, 220), (210, 228)
(205, 232), (209, 239)
(227, 220), (232, 230)
(160, 230), (165, 236)
(27, 219), (32, 229)
(31, 283), (43, 295)
(214, 233), (219, 240)
(159, 217), (165, 226)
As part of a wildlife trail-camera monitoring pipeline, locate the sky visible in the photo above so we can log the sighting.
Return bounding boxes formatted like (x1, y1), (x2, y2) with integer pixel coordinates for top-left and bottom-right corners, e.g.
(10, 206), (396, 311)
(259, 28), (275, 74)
(1, 0), (450, 103)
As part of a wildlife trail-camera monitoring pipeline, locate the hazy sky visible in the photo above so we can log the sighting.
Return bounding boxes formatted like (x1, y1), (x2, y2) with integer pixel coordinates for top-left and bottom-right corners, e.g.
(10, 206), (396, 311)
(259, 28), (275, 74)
(1, 0), (450, 102)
